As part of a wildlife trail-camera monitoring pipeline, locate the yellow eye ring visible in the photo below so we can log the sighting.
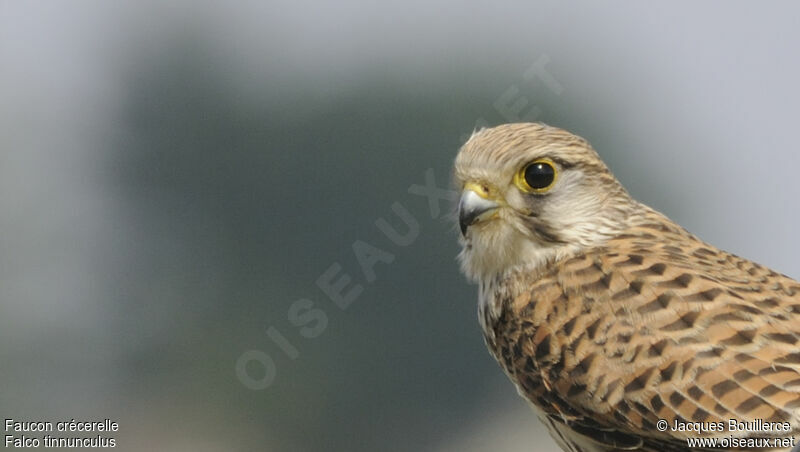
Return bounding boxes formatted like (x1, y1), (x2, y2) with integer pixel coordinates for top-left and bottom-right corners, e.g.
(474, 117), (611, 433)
(514, 158), (558, 193)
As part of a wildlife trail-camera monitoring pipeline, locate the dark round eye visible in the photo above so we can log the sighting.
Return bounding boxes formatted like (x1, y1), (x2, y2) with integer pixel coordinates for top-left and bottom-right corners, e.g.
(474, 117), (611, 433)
(521, 160), (556, 192)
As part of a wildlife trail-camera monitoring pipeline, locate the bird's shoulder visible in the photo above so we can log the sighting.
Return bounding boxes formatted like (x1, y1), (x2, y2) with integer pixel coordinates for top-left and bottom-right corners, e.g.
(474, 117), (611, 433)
(487, 210), (800, 450)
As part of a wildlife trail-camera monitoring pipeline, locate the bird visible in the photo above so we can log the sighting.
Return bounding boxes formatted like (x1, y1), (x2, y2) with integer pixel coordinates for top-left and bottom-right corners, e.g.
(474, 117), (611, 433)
(454, 123), (800, 451)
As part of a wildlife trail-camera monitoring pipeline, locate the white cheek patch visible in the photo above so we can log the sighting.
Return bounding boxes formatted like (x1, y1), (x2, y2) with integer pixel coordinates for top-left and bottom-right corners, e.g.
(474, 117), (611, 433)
(542, 173), (624, 248)
(458, 220), (557, 284)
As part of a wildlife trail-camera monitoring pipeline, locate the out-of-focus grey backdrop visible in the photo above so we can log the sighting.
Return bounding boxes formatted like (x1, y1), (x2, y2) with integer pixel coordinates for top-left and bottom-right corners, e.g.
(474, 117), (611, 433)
(2, 1), (799, 451)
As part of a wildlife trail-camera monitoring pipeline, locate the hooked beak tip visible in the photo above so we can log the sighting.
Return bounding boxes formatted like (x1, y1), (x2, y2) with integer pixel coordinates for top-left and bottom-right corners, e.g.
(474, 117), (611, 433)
(458, 189), (499, 236)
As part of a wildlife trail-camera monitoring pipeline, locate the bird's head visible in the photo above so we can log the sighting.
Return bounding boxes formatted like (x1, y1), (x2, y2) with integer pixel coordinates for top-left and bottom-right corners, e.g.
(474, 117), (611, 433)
(454, 123), (637, 284)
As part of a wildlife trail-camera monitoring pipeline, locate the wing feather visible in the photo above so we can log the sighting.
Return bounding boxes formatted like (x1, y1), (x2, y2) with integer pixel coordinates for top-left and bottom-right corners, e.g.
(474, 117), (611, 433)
(493, 218), (800, 450)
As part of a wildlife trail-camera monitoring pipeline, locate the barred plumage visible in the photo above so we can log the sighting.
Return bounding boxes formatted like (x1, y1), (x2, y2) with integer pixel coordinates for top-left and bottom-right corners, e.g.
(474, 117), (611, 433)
(454, 123), (800, 451)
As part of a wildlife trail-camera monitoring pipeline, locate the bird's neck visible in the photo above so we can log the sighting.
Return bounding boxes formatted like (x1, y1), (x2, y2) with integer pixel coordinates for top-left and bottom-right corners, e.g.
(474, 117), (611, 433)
(477, 243), (581, 334)
(476, 202), (662, 331)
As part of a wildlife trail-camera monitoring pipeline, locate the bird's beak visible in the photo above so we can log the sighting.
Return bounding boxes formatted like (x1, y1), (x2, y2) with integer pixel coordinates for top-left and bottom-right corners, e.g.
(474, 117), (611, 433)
(459, 183), (500, 236)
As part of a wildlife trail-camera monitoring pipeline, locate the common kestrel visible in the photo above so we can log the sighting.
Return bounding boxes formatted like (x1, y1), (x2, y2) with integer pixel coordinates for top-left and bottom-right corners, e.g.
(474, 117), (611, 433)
(455, 123), (800, 451)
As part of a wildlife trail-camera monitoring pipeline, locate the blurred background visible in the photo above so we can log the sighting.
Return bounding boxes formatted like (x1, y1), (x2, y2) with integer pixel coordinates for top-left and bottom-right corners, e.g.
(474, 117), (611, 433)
(2, 1), (799, 451)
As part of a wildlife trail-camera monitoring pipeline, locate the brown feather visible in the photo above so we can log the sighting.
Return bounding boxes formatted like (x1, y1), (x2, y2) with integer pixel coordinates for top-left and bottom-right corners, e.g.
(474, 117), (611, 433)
(455, 123), (800, 451)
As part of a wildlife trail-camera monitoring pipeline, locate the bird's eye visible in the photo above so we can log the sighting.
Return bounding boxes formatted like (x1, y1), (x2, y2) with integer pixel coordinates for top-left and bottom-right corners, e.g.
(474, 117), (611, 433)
(515, 159), (557, 193)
